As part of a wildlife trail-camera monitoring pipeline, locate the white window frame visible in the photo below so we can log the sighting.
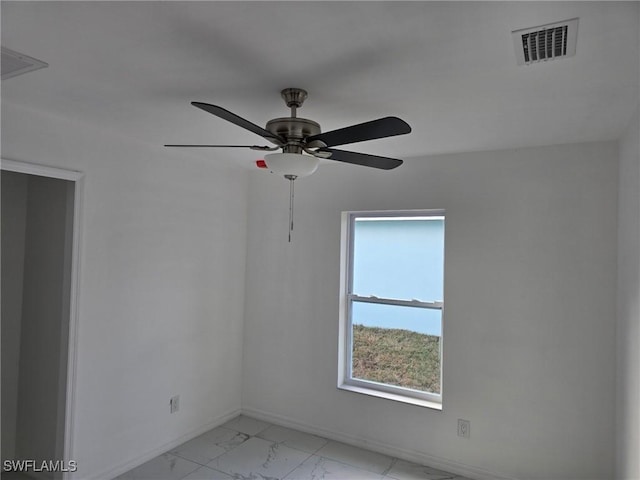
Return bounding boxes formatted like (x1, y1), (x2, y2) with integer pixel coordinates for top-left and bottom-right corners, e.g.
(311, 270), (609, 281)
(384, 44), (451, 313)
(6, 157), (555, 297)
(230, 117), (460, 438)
(338, 209), (444, 410)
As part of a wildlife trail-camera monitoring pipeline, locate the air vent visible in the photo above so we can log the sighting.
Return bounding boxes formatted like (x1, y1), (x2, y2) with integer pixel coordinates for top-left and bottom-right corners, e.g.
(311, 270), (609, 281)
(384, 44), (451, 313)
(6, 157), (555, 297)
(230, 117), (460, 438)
(1, 47), (48, 80)
(512, 18), (578, 66)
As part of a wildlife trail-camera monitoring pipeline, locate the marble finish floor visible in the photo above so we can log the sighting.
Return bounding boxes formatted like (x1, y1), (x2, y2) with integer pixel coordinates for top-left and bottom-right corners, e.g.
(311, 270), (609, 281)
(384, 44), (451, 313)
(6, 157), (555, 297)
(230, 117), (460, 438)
(116, 415), (471, 480)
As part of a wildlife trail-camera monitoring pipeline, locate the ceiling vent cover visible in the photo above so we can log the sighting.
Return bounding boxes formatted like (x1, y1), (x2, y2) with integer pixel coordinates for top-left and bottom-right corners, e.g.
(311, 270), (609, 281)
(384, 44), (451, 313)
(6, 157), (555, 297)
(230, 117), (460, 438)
(1, 47), (49, 80)
(512, 18), (578, 66)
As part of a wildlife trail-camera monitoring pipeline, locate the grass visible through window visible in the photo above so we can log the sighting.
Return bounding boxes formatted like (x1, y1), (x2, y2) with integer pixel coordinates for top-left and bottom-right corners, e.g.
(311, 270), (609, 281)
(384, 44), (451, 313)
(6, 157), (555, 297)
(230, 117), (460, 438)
(352, 324), (441, 394)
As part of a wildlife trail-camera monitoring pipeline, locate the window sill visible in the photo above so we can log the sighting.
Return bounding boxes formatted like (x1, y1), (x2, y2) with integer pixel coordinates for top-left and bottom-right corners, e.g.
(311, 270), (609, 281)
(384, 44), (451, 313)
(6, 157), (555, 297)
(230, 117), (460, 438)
(338, 383), (443, 411)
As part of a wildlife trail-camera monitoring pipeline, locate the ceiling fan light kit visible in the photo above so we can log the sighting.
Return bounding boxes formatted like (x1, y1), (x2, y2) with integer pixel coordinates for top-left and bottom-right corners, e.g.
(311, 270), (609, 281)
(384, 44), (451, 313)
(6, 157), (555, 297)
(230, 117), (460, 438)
(263, 153), (319, 178)
(165, 88), (411, 240)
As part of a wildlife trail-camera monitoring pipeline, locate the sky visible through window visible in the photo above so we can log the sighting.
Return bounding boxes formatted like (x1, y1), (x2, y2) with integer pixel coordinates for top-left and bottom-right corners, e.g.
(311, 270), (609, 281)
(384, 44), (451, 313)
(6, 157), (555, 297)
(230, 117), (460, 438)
(352, 218), (444, 336)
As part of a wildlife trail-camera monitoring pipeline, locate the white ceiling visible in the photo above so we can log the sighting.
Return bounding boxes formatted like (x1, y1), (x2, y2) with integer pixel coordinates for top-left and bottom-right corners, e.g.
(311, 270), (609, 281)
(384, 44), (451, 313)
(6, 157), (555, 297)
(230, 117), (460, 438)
(2, 1), (639, 169)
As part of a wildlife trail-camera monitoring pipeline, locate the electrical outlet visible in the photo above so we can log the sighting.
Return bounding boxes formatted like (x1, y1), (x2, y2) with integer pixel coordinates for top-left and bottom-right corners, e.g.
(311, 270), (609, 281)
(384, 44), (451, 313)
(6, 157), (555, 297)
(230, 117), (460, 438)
(170, 395), (180, 414)
(457, 419), (470, 438)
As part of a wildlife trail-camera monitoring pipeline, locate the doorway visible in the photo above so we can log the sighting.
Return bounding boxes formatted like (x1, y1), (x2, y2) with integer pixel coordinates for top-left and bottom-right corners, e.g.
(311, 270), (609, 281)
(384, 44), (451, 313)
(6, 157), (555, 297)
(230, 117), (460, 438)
(1, 160), (82, 480)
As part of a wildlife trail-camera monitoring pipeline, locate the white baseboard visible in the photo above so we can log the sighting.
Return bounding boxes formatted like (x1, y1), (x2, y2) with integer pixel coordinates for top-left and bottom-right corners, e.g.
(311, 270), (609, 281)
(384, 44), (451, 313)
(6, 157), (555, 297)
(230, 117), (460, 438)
(241, 406), (519, 480)
(93, 407), (241, 480)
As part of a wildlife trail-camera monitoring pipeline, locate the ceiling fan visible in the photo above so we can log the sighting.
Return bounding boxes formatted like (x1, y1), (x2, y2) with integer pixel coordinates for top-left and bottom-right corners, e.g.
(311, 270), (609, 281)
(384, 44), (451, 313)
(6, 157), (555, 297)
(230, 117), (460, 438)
(165, 87), (411, 173)
(165, 88), (411, 240)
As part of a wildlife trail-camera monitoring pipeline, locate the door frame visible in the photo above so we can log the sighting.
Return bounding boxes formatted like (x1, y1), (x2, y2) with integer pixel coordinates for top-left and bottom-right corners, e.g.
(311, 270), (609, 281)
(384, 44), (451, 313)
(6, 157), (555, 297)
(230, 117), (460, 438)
(1, 159), (83, 479)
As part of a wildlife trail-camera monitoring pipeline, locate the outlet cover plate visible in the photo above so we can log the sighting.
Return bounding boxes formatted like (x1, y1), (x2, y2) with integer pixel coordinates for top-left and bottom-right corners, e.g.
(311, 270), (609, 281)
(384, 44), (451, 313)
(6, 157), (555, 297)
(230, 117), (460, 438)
(457, 419), (470, 438)
(170, 395), (180, 414)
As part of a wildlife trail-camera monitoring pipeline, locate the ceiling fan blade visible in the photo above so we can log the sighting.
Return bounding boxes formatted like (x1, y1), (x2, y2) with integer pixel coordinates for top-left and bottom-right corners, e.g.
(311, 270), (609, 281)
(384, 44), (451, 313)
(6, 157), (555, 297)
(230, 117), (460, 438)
(307, 117), (411, 148)
(319, 148), (403, 170)
(164, 144), (276, 151)
(191, 102), (285, 144)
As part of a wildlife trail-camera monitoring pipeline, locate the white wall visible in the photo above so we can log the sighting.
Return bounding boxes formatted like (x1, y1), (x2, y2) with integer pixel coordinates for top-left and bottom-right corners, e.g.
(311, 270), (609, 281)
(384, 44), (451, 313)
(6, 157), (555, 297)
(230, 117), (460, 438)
(1, 101), (249, 479)
(2, 98), (624, 479)
(1, 171), (28, 463)
(616, 109), (640, 480)
(243, 141), (618, 480)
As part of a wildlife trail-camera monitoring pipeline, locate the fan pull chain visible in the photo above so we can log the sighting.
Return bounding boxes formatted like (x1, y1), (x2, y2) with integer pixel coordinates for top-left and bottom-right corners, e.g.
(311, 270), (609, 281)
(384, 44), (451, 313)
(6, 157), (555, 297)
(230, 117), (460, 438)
(285, 175), (297, 242)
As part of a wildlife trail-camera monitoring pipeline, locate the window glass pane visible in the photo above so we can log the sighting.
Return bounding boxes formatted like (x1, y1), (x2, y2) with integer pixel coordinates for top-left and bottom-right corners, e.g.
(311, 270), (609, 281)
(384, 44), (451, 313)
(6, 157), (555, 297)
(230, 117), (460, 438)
(352, 218), (444, 300)
(351, 301), (441, 394)
(352, 301), (442, 336)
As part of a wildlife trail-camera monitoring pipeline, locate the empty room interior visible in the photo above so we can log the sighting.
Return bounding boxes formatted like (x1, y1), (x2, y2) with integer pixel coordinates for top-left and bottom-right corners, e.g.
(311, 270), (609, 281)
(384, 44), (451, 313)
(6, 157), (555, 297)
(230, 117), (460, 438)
(1, 2), (639, 480)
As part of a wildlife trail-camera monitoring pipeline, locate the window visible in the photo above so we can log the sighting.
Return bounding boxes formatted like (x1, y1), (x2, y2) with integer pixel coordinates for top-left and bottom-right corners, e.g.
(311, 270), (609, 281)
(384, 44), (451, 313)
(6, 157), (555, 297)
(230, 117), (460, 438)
(338, 210), (445, 409)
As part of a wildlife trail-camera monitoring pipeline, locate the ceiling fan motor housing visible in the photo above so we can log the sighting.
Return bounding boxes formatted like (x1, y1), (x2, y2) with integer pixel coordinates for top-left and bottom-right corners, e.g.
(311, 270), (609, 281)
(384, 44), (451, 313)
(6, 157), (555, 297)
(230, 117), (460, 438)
(265, 117), (325, 152)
